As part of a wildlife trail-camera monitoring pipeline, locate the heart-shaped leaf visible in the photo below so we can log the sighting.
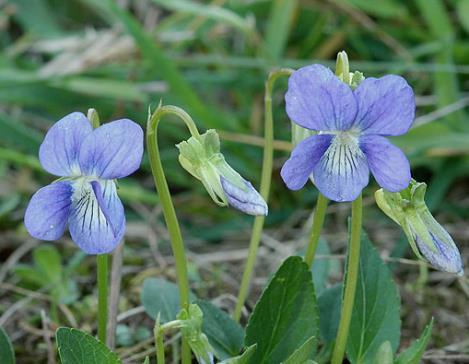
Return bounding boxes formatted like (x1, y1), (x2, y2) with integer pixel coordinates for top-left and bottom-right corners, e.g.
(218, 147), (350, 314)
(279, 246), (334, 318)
(245, 256), (319, 364)
(56, 327), (121, 364)
(311, 239), (331, 296)
(197, 299), (244, 360)
(346, 234), (401, 364)
(141, 277), (196, 323)
(317, 283), (342, 342)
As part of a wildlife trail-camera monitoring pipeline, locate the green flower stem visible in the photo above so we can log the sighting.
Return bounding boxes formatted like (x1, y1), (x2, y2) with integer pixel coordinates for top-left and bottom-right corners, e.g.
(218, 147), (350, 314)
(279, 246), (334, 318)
(331, 194), (363, 364)
(154, 318), (185, 364)
(304, 193), (329, 268)
(97, 254), (109, 343)
(154, 320), (165, 364)
(147, 104), (201, 364)
(233, 68), (294, 322)
(155, 331), (165, 364)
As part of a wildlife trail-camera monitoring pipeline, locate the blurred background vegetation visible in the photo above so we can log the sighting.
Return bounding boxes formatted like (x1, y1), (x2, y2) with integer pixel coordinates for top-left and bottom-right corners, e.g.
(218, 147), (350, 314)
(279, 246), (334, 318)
(0, 0), (468, 362)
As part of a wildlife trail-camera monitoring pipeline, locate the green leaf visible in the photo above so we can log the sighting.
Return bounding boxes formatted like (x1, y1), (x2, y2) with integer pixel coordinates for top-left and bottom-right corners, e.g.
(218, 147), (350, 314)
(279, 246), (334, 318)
(33, 245), (62, 284)
(263, 0), (298, 60)
(375, 341), (394, 364)
(281, 336), (317, 364)
(53, 77), (149, 103)
(415, 0), (466, 131)
(245, 256), (319, 364)
(56, 327), (121, 364)
(0, 194), (20, 218)
(11, 0), (61, 37)
(149, 0), (254, 36)
(141, 278), (195, 323)
(317, 284), (342, 342)
(346, 0), (408, 18)
(395, 319), (433, 364)
(96, 0), (227, 129)
(220, 345), (257, 364)
(457, 0), (469, 33)
(197, 300), (244, 360)
(15, 265), (48, 286)
(0, 327), (15, 364)
(142, 357), (150, 364)
(311, 239), (331, 296)
(15, 245), (78, 304)
(346, 235), (401, 364)
(0, 112), (42, 154)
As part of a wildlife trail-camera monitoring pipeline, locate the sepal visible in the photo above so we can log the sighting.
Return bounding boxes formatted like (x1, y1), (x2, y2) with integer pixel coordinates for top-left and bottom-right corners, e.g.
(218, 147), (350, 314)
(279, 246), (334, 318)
(375, 179), (463, 275)
(177, 130), (267, 215)
(177, 304), (215, 364)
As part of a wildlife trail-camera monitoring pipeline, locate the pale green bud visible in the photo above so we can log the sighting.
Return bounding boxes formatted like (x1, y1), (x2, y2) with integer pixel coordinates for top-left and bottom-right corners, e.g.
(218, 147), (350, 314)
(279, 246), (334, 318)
(335, 51), (365, 88)
(87, 108), (100, 129)
(335, 51), (350, 85)
(375, 180), (463, 275)
(177, 304), (214, 364)
(177, 130), (268, 216)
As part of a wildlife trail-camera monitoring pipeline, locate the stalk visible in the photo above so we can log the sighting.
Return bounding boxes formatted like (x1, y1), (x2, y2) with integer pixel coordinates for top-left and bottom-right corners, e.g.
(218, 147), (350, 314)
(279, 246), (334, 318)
(331, 194), (363, 364)
(146, 105), (201, 364)
(233, 68), (294, 321)
(304, 193), (329, 267)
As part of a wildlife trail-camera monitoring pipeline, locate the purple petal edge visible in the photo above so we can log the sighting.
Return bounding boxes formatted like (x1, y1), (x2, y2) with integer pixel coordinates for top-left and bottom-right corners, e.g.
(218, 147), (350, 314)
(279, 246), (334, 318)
(415, 231), (464, 275)
(220, 176), (268, 216)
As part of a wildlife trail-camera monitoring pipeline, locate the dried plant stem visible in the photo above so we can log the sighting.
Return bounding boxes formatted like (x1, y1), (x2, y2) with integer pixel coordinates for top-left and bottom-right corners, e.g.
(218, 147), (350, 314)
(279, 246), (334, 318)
(40, 310), (56, 364)
(233, 68), (294, 322)
(331, 194), (362, 364)
(107, 242), (124, 349)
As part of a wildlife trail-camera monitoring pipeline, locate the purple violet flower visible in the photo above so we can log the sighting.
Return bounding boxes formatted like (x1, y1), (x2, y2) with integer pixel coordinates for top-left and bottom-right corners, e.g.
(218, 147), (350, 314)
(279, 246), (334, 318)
(281, 64), (415, 202)
(24, 112), (143, 254)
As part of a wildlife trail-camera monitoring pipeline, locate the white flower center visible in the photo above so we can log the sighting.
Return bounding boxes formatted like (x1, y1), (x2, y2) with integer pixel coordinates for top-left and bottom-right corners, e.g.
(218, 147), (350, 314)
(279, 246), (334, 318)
(321, 130), (365, 177)
(70, 177), (113, 234)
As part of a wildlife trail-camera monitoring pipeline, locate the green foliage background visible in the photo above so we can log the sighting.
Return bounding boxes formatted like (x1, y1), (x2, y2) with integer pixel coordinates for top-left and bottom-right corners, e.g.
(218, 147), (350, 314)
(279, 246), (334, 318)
(0, 0), (468, 362)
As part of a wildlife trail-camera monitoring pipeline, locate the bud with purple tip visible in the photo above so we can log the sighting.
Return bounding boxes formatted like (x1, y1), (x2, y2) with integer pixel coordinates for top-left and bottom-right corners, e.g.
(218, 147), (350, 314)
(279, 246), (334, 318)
(375, 179), (463, 275)
(177, 129), (268, 216)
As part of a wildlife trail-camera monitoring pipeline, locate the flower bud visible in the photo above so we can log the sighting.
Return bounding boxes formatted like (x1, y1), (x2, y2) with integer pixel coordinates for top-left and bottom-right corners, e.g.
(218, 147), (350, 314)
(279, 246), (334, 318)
(335, 51), (365, 89)
(177, 129), (268, 216)
(375, 180), (463, 275)
(335, 51), (350, 85)
(177, 304), (214, 364)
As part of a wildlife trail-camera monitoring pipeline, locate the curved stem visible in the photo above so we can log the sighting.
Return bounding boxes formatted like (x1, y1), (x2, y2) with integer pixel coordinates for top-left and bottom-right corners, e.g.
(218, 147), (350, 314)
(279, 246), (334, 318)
(331, 194), (363, 364)
(97, 254), (109, 343)
(304, 193), (329, 267)
(146, 105), (200, 364)
(233, 68), (294, 322)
